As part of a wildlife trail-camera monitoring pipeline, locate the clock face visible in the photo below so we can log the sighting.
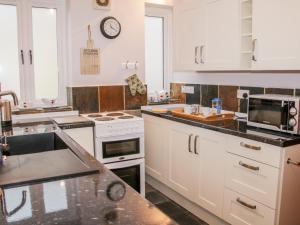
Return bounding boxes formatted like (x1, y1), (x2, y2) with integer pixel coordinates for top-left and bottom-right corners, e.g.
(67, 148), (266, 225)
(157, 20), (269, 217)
(96, 0), (109, 6)
(100, 17), (121, 39)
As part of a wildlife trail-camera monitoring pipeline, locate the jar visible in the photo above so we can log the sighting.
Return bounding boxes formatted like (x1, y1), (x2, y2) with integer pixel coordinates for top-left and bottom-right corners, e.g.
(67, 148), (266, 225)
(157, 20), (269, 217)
(212, 98), (222, 115)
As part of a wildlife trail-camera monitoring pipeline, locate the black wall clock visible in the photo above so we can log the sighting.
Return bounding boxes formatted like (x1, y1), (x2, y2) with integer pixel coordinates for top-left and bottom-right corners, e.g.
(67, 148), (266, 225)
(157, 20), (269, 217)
(100, 16), (121, 39)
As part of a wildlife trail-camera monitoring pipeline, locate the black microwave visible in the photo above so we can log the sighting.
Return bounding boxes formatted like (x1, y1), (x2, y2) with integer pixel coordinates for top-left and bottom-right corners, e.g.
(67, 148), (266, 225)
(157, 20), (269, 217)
(247, 94), (300, 134)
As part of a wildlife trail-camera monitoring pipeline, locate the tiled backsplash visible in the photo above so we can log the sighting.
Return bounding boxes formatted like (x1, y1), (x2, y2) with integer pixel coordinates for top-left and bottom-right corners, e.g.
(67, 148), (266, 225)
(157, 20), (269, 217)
(67, 85), (147, 114)
(170, 83), (299, 113)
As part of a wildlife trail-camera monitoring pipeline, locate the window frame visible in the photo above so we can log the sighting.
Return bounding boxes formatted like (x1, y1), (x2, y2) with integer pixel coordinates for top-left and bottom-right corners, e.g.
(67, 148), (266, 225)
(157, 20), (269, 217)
(145, 4), (173, 93)
(0, 0), (67, 107)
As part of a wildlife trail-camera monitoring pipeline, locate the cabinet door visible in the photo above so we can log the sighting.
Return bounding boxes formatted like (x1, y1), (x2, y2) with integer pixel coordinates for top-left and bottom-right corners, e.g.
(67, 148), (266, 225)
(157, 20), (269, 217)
(173, 0), (205, 71)
(203, 0), (240, 70)
(194, 129), (226, 217)
(144, 115), (168, 183)
(252, 0), (300, 70)
(64, 127), (94, 157)
(167, 123), (196, 199)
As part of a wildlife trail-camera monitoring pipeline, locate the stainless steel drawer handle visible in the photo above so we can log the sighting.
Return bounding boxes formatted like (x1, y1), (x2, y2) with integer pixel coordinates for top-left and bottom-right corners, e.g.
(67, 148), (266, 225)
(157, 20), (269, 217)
(240, 142), (261, 151)
(195, 46), (200, 64)
(236, 198), (257, 210)
(194, 135), (199, 155)
(239, 161), (260, 171)
(188, 134), (193, 153)
(287, 158), (300, 167)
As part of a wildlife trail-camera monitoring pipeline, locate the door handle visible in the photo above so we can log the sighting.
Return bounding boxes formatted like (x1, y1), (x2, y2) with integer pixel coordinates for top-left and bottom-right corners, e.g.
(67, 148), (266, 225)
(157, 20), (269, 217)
(239, 161), (260, 171)
(236, 197), (257, 210)
(195, 46), (200, 64)
(252, 39), (257, 61)
(194, 135), (199, 155)
(20, 50), (24, 65)
(200, 45), (205, 64)
(29, 50), (33, 65)
(287, 158), (300, 167)
(240, 142), (261, 151)
(188, 134), (193, 153)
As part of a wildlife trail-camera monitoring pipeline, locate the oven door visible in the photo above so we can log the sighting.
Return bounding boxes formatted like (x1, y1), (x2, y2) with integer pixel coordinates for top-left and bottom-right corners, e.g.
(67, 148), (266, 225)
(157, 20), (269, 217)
(248, 98), (288, 131)
(95, 133), (144, 163)
(105, 158), (145, 196)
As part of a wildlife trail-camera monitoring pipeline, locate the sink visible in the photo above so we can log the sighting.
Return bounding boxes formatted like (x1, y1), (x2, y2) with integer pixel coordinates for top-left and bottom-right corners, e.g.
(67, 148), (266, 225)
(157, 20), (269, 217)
(6, 132), (68, 156)
(0, 132), (99, 188)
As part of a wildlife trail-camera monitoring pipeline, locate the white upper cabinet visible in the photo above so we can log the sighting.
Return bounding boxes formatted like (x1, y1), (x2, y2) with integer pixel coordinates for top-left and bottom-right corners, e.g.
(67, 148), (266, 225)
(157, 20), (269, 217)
(173, 0), (205, 71)
(252, 0), (300, 70)
(203, 0), (240, 70)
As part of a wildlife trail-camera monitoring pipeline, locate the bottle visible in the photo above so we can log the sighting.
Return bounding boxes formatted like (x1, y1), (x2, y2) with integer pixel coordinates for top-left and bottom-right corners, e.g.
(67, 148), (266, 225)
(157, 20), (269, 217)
(212, 98), (222, 115)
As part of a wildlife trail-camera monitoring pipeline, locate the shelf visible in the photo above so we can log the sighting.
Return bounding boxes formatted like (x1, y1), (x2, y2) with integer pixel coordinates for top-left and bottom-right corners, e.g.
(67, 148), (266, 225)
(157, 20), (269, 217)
(242, 16), (252, 20)
(241, 33), (252, 37)
(241, 51), (252, 54)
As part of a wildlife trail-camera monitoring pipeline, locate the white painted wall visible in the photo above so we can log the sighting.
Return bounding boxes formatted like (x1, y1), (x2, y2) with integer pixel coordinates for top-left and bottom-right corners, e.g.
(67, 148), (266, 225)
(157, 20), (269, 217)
(67, 0), (145, 86)
(173, 71), (300, 88)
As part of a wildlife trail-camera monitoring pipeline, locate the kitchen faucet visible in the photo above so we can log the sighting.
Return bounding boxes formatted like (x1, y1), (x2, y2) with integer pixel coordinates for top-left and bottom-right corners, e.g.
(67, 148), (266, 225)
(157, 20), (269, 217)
(0, 91), (19, 127)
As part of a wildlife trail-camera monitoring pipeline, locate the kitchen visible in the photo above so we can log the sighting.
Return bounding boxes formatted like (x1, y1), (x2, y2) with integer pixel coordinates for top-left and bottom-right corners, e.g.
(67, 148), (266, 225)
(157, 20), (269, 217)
(0, 0), (300, 225)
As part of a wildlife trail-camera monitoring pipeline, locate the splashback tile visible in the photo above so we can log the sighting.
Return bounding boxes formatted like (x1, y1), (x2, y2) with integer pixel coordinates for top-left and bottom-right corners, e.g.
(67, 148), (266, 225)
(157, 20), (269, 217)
(170, 83), (186, 103)
(219, 85), (239, 112)
(265, 88), (294, 95)
(124, 85), (147, 110)
(69, 86), (99, 114)
(200, 85), (218, 107)
(99, 86), (125, 112)
(185, 84), (201, 105)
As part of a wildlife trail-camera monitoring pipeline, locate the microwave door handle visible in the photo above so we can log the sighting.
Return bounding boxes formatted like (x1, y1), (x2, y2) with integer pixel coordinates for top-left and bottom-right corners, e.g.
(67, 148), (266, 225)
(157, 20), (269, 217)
(280, 102), (289, 128)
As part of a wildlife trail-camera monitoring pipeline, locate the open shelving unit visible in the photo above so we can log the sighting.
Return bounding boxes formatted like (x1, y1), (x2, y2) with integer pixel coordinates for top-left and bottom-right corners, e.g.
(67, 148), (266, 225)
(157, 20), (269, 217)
(240, 0), (253, 69)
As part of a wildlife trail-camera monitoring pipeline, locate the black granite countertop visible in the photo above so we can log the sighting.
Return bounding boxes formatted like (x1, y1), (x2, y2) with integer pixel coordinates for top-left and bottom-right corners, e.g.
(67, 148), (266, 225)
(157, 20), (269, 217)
(142, 110), (300, 147)
(0, 119), (178, 225)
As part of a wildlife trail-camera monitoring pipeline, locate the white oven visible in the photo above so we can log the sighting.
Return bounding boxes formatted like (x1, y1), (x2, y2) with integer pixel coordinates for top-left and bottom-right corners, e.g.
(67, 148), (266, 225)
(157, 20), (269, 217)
(95, 132), (144, 164)
(105, 158), (145, 196)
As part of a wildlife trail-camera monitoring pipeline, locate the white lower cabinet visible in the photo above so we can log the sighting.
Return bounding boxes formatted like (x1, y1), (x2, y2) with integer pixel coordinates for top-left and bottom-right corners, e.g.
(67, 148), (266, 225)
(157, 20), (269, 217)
(223, 189), (276, 225)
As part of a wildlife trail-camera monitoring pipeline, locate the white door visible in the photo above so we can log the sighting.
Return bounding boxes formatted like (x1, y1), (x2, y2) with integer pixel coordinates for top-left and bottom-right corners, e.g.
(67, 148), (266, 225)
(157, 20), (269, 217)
(173, 0), (205, 71)
(144, 116), (168, 183)
(167, 123), (196, 199)
(252, 0), (300, 70)
(194, 129), (226, 217)
(203, 0), (240, 70)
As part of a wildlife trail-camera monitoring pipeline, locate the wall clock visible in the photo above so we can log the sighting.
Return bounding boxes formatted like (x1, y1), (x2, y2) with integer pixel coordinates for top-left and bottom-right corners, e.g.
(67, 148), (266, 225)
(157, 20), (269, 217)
(93, 0), (111, 10)
(100, 16), (121, 39)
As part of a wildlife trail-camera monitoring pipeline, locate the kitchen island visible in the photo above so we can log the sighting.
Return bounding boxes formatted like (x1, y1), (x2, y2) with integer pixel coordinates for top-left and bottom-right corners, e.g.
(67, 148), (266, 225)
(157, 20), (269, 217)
(0, 119), (178, 225)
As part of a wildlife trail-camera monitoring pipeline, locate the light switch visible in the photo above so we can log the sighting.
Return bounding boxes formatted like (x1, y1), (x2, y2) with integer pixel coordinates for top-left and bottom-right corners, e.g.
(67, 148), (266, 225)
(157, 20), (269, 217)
(181, 86), (194, 94)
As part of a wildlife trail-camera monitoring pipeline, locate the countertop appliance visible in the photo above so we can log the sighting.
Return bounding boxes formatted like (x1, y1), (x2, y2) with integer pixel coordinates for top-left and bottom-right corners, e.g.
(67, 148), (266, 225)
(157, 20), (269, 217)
(0, 91), (19, 127)
(247, 94), (300, 134)
(82, 112), (145, 196)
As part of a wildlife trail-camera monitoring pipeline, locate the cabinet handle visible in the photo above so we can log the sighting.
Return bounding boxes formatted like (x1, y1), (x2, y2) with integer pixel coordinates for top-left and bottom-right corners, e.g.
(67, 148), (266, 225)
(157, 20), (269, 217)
(287, 158), (300, 167)
(195, 46), (200, 64)
(29, 50), (33, 65)
(240, 142), (261, 151)
(239, 161), (260, 171)
(236, 198), (257, 210)
(252, 39), (257, 61)
(188, 134), (193, 153)
(200, 45), (205, 64)
(20, 50), (24, 65)
(194, 135), (199, 155)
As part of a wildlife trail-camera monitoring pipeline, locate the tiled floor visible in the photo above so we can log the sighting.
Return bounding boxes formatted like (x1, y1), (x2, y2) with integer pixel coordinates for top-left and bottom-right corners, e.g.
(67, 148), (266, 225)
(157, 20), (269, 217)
(145, 183), (209, 225)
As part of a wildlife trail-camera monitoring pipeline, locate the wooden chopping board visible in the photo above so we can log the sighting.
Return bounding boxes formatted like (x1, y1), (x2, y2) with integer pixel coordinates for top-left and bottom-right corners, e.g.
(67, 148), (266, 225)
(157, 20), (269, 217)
(171, 108), (235, 123)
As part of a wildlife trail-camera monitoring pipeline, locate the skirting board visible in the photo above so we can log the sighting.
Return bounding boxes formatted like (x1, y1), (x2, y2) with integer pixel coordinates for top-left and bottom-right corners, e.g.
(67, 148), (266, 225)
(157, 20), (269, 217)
(146, 174), (230, 225)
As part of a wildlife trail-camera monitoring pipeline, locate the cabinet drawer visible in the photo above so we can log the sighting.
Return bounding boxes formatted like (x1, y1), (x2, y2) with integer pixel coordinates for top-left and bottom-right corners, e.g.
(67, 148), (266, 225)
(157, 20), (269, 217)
(223, 189), (276, 225)
(225, 153), (279, 209)
(226, 136), (282, 168)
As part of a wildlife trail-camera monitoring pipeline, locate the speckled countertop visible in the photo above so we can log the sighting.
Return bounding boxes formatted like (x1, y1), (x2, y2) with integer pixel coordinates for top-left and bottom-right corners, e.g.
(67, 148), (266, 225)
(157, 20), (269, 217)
(142, 110), (300, 147)
(0, 119), (178, 225)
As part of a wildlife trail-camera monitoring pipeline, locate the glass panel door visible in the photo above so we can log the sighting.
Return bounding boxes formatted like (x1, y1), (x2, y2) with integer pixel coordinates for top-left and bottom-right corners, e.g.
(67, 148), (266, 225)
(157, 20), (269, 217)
(32, 7), (59, 100)
(111, 165), (141, 193)
(0, 4), (21, 97)
(102, 138), (140, 158)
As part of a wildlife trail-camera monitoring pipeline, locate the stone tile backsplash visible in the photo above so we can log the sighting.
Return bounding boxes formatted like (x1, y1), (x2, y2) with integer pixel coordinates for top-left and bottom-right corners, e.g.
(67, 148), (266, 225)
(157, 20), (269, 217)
(170, 83), (299, 113)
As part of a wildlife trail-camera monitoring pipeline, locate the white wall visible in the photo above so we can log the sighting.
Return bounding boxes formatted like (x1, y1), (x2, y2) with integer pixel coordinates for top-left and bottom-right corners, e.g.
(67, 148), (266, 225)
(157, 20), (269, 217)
(173, 71), (300, 88)
(67, 0), (145, 86)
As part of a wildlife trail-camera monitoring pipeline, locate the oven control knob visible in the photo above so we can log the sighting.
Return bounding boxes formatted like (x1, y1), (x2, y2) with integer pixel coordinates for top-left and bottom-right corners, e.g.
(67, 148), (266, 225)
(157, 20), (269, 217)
(289, 107), (297, 116)
(288, 118), (297, 127)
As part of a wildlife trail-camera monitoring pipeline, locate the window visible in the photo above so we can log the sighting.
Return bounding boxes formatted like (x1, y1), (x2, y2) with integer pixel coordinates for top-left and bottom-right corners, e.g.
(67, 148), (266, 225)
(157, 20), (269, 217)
(145, 5), (172, 93)
(0, 0), (66, 106)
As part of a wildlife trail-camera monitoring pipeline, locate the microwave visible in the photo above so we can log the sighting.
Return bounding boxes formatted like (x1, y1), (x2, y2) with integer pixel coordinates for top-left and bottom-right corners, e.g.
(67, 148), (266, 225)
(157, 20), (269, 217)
(247, 94), (300, 134)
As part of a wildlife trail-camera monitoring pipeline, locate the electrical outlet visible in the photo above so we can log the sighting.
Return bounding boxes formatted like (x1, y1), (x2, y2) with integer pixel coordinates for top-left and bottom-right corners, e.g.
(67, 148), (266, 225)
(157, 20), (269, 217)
(237, 90), (250, 99)
(181, 86), (194, 94)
